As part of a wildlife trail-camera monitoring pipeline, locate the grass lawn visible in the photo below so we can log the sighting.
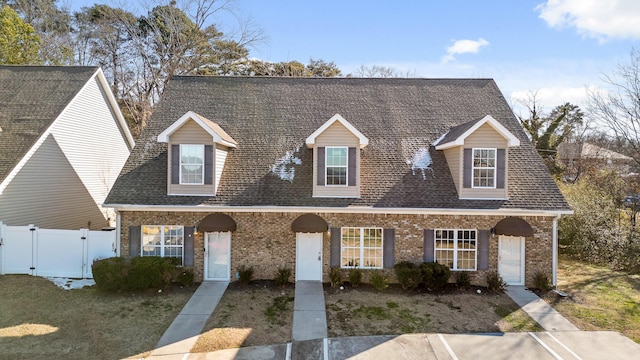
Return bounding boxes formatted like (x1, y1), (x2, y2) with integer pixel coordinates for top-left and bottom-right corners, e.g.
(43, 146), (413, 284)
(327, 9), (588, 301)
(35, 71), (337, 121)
(0, 275), (194, 360)
(544, 256), (640, 343)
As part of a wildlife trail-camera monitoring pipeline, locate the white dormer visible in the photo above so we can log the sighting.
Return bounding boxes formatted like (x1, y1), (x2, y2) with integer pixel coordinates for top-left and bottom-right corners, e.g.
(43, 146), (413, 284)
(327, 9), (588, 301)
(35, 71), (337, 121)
(158, 111), (237, 196)
(434, 115), (520, 200)
(307, 114), (369, 198)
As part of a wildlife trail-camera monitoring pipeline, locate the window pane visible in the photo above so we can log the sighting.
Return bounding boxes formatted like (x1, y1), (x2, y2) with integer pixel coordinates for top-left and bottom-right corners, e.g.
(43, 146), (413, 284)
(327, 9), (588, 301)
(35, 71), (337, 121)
(326, 167), (347, 185)
(180, 145), (204, 184)
(326, 147), (347, 166)
(341, 227), (382, 268)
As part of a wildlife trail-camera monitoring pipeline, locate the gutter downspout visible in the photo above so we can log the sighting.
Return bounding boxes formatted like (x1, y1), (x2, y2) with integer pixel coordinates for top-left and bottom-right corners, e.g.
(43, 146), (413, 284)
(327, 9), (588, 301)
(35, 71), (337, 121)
(115, 210), (121, 257)
(552, 214), (561, 287)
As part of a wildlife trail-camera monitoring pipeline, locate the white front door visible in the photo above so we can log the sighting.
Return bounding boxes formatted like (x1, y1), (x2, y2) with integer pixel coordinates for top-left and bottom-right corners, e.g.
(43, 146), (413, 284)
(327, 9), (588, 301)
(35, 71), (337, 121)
(296, 233), (323, 281)
(498, 235), (525, 285)
(204, 232), (231, 281)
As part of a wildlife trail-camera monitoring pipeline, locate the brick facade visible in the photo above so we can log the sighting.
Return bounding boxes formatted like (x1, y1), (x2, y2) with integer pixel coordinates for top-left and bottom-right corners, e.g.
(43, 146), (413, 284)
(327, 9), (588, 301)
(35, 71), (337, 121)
(119, 211), (554, 287)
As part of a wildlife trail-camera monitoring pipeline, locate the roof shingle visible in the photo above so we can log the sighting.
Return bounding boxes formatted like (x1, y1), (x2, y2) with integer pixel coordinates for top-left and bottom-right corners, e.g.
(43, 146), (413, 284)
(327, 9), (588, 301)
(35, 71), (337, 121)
(106, 76), (570, 211)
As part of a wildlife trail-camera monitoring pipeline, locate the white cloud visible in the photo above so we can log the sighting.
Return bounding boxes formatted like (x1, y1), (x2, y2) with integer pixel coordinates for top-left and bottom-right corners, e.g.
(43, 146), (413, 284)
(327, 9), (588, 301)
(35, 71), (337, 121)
(441, 38), (490, 63)
(537, 0), (640, 40)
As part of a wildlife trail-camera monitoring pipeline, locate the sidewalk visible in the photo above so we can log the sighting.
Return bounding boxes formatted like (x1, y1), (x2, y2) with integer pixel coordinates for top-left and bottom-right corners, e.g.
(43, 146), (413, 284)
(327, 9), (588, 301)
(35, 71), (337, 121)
(292, 281), (328, 341)
(149, 281), (228, 358)
(505, 285), (579, 331)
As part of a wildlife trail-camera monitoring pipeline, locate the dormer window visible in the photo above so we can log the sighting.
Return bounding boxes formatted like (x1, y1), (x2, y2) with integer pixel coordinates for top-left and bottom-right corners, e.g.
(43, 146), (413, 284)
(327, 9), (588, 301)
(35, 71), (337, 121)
(180, 144), (205, 185)
(326, 147), (348, 186)
(472, 148), (496, 188)
(157, 111), (237, 196)
(306, 114), (368, 198)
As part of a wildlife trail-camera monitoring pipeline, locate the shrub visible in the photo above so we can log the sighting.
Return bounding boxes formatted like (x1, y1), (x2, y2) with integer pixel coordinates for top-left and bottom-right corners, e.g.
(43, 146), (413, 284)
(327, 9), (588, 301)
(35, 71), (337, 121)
(533, 271), (552, 291)
(275, 266), (292, 287)
(92, 257), (128, 291)
(348, 268), (362, 287)
(455, 271), (471, 290)
(394, 261), (422, 290)
(328, 266), (343, 287)
(177, 268), (194, 287)
(237, 265), (254, 285)
(421, 262), (451, 290)
(486, 271), (507, 293)
(369, 270), (388, 291)
(127, 256), (175, 290)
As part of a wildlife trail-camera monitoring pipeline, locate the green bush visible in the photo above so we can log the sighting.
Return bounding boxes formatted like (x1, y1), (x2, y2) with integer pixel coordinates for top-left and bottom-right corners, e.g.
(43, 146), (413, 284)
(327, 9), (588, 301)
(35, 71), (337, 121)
(393, 261), (422, 290)
(328, 266), (343, 287)
(127, 256), (175, 290)
(369, 270), (388, 291)
(92, 257), (128, 291)
(421, 262), (451, 290)
(348, 268), (363, 287)
(486, 271), (507, 293)
(237, 265), (254, 285)
(455, 271), (471, 290)
(275, 266), (292, 287)
(177, 268), (195, 287)
(533, 271), (552, 291)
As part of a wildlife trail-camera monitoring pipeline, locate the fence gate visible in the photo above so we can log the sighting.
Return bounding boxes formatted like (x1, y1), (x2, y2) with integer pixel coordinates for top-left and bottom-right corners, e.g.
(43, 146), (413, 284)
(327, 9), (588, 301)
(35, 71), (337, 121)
(0, 222), (116, 278)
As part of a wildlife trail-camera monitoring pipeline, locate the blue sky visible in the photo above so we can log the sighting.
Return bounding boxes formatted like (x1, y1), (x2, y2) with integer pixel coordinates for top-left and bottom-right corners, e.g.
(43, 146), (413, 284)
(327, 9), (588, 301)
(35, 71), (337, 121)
(72, 0), (640, 117)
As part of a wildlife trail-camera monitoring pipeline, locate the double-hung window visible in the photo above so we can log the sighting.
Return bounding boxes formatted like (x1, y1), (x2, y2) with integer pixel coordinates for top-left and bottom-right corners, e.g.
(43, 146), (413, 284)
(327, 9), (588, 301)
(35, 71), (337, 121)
(434, 229), (477, 271)
(326, 147), (348, 185)
(180, 144), (204, 185)
(341, 227), (383, 268)
(472, 148), (496, 188)
(141, 225), (184, 264)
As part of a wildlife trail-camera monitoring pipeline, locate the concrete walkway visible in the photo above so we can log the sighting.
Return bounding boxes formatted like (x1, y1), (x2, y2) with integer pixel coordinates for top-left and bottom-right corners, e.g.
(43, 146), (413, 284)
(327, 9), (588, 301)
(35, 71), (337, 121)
(505, 285), (579, 331)
(292, 281), (328, 341)
(149, 281), (228, 358)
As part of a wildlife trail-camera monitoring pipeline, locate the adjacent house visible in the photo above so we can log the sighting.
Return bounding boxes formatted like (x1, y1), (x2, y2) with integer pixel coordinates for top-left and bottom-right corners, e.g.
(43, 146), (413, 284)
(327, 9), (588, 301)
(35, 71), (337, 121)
(557, 141), (635, 177)
(0, 66), (134, 230)
(105, 77), (571, 287)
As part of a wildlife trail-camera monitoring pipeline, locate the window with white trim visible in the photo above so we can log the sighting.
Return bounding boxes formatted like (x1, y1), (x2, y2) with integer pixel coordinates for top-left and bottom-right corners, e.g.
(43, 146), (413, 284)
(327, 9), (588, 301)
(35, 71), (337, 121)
(472, 148), (496, 188)
(326, 146), (348, 185)
(341, 227), (383, 268)
(142, 225), (184, 264)
(180, 144), (204, 184)
(434, 229), (477, 270)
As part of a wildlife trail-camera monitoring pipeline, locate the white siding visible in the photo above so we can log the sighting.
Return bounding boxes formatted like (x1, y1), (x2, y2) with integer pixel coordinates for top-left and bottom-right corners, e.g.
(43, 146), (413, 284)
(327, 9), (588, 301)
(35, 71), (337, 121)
(215, 144), (228, 194)
(443, 146), (461, 192)
(0, 135), (108, 229)
(460, 123), (509, 199)
(49, 75), (131, 217)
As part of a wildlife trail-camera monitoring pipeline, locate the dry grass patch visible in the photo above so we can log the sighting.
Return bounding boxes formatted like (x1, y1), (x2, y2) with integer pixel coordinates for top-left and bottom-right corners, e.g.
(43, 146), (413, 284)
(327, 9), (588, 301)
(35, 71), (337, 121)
(542, 257), (640, 343)
(0, 275), (194, 360)
(192, 281), (294, 353)
(325, 285), (541, 337)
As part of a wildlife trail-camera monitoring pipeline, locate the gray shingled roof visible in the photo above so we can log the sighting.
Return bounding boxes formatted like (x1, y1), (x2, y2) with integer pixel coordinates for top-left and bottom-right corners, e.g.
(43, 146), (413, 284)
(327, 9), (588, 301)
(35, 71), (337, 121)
(0, 66), (98, 182)
(106, 77), (570, 211)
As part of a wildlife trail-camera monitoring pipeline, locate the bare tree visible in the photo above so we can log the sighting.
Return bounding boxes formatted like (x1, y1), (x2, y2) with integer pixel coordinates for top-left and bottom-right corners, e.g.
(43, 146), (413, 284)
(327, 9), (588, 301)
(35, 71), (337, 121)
(350, 64), (416, 78)
(589, 47), (640, 167)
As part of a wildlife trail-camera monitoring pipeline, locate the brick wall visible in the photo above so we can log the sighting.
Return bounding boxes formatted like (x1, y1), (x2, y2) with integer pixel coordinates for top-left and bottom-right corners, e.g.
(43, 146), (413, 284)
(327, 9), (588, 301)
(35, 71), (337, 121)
(119, 211), (555, 287)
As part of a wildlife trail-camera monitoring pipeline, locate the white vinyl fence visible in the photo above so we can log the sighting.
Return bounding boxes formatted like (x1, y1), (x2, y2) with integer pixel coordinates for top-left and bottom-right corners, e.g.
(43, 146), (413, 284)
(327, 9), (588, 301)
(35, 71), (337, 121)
(0, 222), (116, 278)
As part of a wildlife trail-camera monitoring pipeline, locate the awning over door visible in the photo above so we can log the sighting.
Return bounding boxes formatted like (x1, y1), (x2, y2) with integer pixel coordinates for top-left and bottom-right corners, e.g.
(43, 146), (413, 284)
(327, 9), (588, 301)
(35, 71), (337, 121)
(291, 213), (328, 233)
(493, 217), (534, 237)
(198, 213), (237, 232)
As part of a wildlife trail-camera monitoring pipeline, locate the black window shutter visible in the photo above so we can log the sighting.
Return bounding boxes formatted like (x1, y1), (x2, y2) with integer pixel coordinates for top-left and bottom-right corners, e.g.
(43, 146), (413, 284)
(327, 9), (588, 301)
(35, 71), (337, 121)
(129, 226), (141, 257)
(463, 148), (472, 188)
(171, 144), (180, 184)
(330, 227), (341, 267)
(478, 230), (489, 270)
(183, 226), (194, 266)
(423, 229), (434, 262)
(204, 145), (213, 185)
(348, 147), (357, 186)
(383, 228), (395, 269)
(317, 147), (325, 186)
(496, 149), (505, 189)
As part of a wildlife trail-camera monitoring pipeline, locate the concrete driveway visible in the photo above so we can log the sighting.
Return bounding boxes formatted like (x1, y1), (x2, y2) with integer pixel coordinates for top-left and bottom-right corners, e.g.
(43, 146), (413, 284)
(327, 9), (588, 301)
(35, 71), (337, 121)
(199, 331), (640, 360)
